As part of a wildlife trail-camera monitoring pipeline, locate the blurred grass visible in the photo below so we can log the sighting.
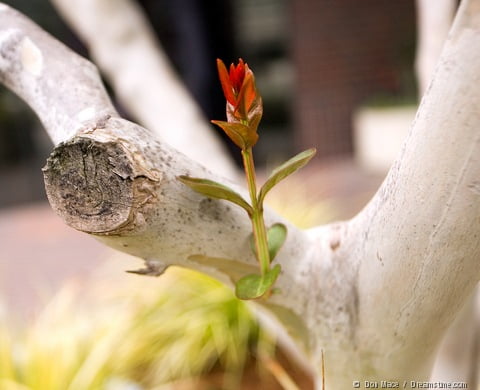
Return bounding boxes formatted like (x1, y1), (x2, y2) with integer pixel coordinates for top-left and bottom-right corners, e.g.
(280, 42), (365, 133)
(0, 268), (272, 390)
(266, 185), (336, 229)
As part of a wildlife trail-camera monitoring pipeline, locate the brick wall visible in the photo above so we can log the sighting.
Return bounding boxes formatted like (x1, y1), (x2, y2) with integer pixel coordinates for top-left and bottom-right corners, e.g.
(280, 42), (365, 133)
(291, 0), (416, 158)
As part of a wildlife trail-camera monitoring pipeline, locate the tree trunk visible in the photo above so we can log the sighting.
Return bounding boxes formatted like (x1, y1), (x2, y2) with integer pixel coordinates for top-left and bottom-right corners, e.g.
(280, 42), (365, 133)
(1, 1), (480, 388)
(415, 1), (479, 384)
(415, 0), (456, 96)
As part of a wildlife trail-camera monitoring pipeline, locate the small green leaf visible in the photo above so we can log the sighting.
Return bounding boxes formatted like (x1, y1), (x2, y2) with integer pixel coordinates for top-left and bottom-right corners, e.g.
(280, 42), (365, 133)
(188, 254), (258, 283)
(178, 176), (253, 215)
(267, 223), (287, 261)
(258, 148), (316, 205)
(211, 120), (258, 149)
(248, 223), (288, 261)
(235, 264), (282, 300)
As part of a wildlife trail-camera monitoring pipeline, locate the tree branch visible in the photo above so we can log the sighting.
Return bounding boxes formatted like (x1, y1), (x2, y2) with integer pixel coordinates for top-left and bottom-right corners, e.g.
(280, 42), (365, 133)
(0, 3), (117, 144)
(415, 0), (456, 96)
(49, 0), (238, 180)
(307, 0), (480, 385)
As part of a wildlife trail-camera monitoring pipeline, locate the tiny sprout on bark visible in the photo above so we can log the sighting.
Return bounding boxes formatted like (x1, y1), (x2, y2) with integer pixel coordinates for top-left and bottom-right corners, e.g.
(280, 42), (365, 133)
(179, 58), (316, 300)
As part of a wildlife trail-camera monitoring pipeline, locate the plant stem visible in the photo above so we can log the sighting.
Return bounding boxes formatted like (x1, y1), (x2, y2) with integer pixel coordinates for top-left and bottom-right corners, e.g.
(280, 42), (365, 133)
(260, 354), (301, 390)
(241, 147), (270, 275)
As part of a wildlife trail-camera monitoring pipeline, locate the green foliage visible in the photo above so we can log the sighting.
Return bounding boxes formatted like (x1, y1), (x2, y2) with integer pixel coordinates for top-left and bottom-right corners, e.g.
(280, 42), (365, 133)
(258, 148), (316, 206)
(249, 223), (287, 262)
(178, 176), (253, 215)
(235, 265), (282, 300)
(266, 223), (287, 262)
(0, 268), (273, 390)
(210, 121), (258, 150)
(178, 59), (316, 300)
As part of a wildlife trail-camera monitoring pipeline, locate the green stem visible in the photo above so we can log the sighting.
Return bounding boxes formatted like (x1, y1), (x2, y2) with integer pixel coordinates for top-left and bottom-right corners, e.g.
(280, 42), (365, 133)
(241, 147), (270, 275)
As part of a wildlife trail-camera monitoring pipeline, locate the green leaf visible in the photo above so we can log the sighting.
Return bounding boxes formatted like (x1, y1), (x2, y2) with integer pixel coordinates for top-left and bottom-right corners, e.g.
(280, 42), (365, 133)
(211, 120), (258, 149)
(235, 264), (282, 300)
(249, 223), (287, 261)
(258, 148), (316, 205)
(178, 176), (253, 215)
(267, 223), (287, 261)
(187, 254), (258, 283)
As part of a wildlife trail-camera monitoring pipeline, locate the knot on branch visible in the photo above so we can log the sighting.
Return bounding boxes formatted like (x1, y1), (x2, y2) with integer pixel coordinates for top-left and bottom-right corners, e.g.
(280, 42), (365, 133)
(43, 137), (157, 234)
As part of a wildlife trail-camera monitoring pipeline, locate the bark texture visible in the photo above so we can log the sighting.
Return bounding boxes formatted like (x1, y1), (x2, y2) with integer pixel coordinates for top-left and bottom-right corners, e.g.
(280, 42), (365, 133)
(49, 0), (238, 180)
(415, 1), (479, 384)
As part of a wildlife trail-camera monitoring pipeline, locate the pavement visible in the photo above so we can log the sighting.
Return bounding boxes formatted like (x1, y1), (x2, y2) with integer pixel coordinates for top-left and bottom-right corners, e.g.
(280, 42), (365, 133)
(0, 202), (114, 319)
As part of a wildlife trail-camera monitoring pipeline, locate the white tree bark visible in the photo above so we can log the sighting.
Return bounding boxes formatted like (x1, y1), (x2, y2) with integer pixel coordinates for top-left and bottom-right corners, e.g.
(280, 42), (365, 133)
(430, 291), (479, 383)
(49, 0), (237, 180)
(1, 2), (480, 389)
(415, 0), (479, 384)
(336, 0), (480, 385)
(415, 0), (456, 96)
(0, 3), (117, 145)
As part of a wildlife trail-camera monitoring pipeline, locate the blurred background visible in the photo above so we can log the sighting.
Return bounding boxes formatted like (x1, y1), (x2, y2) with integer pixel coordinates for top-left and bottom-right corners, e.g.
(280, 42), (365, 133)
(2, 1), (475, 389)
(0, 0), (418, 207)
